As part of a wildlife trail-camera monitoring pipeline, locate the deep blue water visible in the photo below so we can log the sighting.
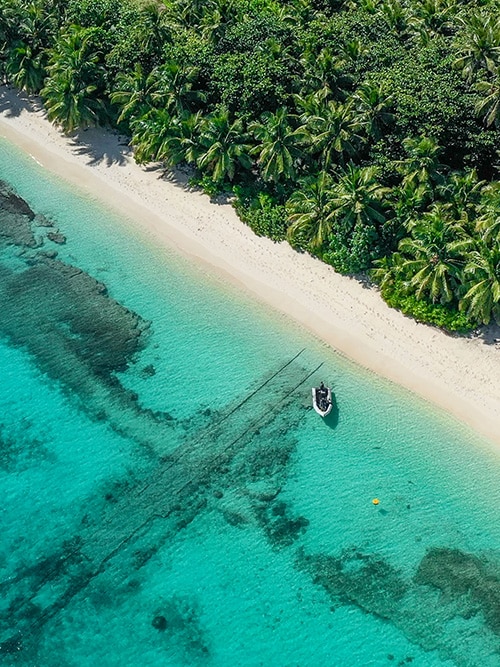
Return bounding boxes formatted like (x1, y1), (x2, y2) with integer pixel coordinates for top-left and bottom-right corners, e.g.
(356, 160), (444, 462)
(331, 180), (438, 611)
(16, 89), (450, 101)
(1, 137), (500, 667)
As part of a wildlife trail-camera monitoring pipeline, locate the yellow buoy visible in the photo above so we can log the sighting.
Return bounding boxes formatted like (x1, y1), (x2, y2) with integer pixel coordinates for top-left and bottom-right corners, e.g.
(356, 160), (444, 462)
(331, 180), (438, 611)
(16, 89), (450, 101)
(372, 498), (380, 505)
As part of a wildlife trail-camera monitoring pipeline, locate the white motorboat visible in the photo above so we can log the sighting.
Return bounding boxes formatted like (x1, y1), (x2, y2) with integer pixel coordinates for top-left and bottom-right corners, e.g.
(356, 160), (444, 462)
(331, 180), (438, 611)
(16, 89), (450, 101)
(312, 383), (333, 417)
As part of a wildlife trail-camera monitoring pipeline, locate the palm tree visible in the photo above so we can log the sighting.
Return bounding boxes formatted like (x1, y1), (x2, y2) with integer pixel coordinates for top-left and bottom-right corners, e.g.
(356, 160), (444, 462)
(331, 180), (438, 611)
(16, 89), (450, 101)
(0, 0), (18, 48)
(322, 164), (390, 272)
(299, 48), (351, 102)
(134, 1), (173, 61)
(343, 38), (369, 64)
(372, 254), (402, 291)
(392, 181), (432, 228)
(148, 61), (205, 116)
(196, 109), (252, 183)
(5, 40), (45, 92)
(399, 135), (445, 190)
(111, 63), (155, 125)
(171, 0), (218, 26)
(199, 0), (235, 43)
(286, 172), (335, 248)
(42, 72), (105, 133)
(328, 164), (389, 232)
(438, 170), (484, 219)
(293, 91), (323, 117)
(476, 182), (500, 244)
(347, 0), (379, 13)
(14, 0), (55, 52)
(397, 204), (471, 303)
(41, 26), (107, 133)
(298, 100), (363, 169)
(3, 0), (54, 92)
(132, 109), (204, 167)
(378, 0), (408, 34)
(130, 108), (175, 164)
(477, 212), (500, 246)
(249, 108), (302, 183)
(408, 0), (457, 44)
(353, 81), (394, 141)
(474, 66), (500, 127)
(287, 0), (320, 26)
(160, 110), (203, 167)
(454, 11), (500, 82)
(460, 239), (500, 324)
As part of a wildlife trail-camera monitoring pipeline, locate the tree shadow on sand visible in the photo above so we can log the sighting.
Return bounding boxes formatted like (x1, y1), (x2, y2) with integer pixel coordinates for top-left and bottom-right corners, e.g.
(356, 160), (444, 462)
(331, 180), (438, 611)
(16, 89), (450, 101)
(0, 85), (43, 118)
(470, 322), (500, 347)
(69, 127), (129, 167)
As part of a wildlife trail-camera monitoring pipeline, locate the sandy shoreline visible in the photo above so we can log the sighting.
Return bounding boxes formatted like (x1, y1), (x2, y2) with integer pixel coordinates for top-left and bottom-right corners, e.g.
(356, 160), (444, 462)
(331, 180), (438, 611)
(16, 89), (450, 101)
(1, 85), (500, 448)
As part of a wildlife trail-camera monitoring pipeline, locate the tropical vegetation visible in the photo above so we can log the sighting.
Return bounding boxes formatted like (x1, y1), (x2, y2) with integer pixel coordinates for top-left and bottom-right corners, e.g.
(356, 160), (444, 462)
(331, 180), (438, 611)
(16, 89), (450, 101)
(1, 0), (500, 330)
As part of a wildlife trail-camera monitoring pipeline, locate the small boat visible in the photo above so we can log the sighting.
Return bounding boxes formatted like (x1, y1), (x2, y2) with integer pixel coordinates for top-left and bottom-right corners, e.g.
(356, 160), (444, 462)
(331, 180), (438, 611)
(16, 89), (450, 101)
(312, 383), (333, 417)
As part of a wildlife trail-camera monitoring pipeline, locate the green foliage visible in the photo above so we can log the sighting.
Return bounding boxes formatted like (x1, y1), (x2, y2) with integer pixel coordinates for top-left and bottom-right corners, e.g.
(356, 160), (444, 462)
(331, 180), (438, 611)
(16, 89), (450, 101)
(216, 11), (294, 54)
(379, 43), (479, 165)
(65, 0), (125, 29)
(190, 174), (225, 199)
(322, 223), (379, 274)
(380, 280), (475, 332)
(5, 0), (500, 331)
(41, 25), (109, 132)
(235, 192), (288, 241)
(209, 50), (290, 115)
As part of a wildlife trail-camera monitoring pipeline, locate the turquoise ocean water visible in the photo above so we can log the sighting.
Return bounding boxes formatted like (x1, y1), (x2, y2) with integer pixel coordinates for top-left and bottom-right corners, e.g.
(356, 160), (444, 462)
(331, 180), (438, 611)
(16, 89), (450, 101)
(0, 136), (499, 667)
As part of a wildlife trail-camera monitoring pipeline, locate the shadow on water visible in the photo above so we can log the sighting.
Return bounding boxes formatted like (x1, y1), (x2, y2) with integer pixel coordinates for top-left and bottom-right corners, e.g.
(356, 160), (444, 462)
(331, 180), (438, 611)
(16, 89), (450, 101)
(323, 399), (339, 429)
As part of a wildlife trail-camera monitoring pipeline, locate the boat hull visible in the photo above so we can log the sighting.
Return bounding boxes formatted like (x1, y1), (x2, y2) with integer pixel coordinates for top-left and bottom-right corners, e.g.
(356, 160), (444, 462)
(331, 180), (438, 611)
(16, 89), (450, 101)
(312, 387), (333, 417)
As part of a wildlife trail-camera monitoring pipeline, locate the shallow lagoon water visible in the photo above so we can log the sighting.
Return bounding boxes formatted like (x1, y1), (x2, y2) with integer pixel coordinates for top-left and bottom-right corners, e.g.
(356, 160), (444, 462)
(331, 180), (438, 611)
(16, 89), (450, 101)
(0, 138), (499, 667)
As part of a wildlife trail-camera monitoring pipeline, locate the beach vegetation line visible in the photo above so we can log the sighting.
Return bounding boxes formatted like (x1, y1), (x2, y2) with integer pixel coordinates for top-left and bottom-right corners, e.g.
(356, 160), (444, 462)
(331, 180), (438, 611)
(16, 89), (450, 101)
(1, 0), (499, 330)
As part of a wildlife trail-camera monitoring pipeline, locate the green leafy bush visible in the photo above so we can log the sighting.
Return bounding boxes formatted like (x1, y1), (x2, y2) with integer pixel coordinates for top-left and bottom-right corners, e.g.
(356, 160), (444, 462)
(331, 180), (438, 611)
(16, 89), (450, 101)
(190, 175), (226, 199)
(381, 281), (475, 332)
(234, 192), (288, 241)
(322, 222), (380, 275)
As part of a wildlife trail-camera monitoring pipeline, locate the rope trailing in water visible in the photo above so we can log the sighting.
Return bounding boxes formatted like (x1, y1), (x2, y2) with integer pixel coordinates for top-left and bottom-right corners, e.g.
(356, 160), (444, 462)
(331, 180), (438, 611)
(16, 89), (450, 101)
(214, 347), (306, 426)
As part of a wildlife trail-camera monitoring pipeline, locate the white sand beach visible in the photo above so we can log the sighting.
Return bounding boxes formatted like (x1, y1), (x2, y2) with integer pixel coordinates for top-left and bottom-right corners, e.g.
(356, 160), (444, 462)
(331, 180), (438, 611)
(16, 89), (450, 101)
(1, 85), (499, 447)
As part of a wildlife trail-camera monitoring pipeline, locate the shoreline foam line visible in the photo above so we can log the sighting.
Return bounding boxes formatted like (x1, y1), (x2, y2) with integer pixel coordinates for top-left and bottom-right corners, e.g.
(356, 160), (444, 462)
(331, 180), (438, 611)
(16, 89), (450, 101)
(1, 85), (499, 448)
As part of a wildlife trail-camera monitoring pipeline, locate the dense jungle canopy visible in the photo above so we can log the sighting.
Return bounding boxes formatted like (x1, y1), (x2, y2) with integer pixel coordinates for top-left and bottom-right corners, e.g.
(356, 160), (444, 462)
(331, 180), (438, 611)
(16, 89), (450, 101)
(1, 0), (500, 329)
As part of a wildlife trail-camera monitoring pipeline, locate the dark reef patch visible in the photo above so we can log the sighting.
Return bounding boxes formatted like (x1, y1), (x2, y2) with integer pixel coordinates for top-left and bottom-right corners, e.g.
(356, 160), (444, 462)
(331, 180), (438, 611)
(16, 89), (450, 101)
(241, 441), (293, 481)
(152, 614), (167, 631)
(3, 536), (85, 597)
(132, 545), (161, 570)
(415, 547), (500, 635)
(0, 181), (37, 248)
(0, 421), (53, 472)
(0, 257), (146, 381)
(151, 596), (210, 660)
(299, 544), (500, 663)
(0, 633), (23, 654)
(142, 364), (156, 377)
(0, 182), (152, 400)
(255, 500), (309, 548)
(46, 231), (66, 244)
(0, 183), (183, 457)
(298, 547), (408, 621)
